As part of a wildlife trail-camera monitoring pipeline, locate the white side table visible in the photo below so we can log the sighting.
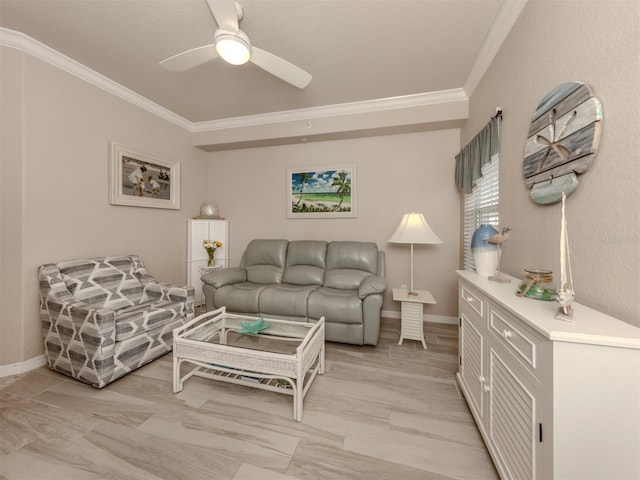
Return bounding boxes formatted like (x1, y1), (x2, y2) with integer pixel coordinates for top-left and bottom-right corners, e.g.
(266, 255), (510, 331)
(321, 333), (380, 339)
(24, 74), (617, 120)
(392, 288), (436, 349)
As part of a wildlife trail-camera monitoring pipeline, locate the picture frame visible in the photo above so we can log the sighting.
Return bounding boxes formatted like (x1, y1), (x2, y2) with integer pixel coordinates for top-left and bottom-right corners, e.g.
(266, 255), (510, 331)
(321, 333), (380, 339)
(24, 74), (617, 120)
(109, 141), (180, 209)
(287, 164), (356, 219)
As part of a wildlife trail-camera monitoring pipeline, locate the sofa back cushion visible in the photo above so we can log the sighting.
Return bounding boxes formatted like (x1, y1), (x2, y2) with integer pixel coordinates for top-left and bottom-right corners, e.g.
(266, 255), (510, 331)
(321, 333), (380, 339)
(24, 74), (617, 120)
(58, 256), (144, 309)
(240, 239), (288, 284)
(324, 241), (379, 290)
(283, 241), (327, 286)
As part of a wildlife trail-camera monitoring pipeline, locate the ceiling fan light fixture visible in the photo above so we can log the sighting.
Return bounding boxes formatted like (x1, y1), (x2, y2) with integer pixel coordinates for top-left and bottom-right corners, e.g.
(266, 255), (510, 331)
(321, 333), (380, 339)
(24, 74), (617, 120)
(215, 30), (251, 65)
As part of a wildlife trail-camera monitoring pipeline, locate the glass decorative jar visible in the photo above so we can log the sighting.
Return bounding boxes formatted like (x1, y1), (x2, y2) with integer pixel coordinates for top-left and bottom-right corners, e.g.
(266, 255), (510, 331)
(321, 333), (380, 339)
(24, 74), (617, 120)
(516, 269), (556, 301)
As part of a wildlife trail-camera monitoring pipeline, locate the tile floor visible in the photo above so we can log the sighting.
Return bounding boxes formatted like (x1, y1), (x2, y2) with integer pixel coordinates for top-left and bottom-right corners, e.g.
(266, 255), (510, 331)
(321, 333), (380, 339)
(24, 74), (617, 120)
(0, 317), (498, 480)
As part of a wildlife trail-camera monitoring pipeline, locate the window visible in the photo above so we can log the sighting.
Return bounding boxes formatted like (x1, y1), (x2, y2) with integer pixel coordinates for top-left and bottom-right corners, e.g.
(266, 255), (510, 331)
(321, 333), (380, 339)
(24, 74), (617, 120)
(463, 155), (499, 271)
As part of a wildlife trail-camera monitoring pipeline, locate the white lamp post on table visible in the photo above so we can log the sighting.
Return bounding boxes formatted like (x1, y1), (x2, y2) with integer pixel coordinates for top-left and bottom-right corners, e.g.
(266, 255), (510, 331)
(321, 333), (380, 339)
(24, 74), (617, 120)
(388, 212), (442, 348)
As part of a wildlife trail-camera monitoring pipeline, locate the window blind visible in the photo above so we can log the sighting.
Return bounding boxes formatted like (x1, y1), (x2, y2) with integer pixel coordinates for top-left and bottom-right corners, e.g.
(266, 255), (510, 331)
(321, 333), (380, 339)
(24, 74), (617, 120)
(463, 155), (500, 271)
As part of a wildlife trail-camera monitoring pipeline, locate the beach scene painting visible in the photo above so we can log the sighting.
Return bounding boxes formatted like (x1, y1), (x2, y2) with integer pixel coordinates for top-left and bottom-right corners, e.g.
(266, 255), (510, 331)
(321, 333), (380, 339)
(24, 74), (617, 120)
(121, 157), (171, 200)
(287, 165), (356, 218)
(109, 141), (180, 210)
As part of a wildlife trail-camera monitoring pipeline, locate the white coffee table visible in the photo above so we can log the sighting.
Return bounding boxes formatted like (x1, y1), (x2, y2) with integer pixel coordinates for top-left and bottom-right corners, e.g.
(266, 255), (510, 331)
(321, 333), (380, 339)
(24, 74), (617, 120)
(172, 307), (325, 422)
(392, 288), (436, 349)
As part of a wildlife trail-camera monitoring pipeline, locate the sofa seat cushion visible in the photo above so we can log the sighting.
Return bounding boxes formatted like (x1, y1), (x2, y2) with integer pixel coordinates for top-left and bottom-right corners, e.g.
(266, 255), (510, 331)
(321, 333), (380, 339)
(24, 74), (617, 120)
(115, 300), (186, 341)
(308, 287), (363, 324)
(214, 282), (268, 313)
(259, 284), (321, 317)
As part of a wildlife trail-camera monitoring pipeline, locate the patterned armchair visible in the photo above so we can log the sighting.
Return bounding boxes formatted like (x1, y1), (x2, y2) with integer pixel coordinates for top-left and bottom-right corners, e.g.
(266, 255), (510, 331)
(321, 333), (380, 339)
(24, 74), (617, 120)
(39, 255), (194, 388)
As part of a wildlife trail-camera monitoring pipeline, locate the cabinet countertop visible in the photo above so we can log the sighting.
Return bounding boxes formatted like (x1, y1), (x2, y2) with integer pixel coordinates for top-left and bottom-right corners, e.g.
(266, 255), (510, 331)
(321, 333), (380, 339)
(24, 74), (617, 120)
(457, 270), (640, 349)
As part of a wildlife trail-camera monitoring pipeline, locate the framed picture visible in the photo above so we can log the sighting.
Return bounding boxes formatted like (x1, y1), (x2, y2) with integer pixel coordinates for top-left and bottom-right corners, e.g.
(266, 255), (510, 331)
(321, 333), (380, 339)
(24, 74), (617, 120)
(109, 141), (180, 209)
(287, 165), (356, 218)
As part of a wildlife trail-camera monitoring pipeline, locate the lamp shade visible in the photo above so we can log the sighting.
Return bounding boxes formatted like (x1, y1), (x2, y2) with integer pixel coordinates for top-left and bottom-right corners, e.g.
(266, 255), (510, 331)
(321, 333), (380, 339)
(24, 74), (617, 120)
(388, 212), (443, 244)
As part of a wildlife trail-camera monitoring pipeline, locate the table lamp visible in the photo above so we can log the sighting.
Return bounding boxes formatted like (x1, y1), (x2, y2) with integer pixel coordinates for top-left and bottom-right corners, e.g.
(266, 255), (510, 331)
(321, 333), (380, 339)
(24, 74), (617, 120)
(388, 212), (442, 296)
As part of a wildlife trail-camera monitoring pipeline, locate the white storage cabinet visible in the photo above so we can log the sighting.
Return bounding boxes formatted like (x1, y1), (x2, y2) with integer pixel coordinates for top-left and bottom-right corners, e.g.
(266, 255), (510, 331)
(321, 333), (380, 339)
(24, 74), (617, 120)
(187, 219), (229, 306)
(457, 270), (640, 480)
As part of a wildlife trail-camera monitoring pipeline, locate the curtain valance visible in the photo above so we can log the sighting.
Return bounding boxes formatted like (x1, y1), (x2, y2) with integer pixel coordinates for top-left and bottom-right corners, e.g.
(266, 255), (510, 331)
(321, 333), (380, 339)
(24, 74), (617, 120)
(455, 117), (501, 194)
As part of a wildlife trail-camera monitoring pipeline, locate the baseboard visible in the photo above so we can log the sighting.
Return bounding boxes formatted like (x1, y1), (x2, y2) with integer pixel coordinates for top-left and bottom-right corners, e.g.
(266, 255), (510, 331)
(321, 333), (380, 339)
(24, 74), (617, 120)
(0, 355), (47, 378)
(381, 309), (458, 325)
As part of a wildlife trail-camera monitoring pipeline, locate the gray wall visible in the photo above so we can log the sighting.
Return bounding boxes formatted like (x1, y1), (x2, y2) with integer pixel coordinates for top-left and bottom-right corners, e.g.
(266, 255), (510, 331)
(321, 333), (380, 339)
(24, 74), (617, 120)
(462, 0), (640, 326)
(0, 48), (210, 365)
(206, 129), (461, 320)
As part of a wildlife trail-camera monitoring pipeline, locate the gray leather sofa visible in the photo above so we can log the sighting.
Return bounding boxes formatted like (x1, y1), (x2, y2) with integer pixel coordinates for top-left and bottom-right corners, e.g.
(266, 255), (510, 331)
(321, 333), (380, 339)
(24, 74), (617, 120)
(201, 239), (386, 346)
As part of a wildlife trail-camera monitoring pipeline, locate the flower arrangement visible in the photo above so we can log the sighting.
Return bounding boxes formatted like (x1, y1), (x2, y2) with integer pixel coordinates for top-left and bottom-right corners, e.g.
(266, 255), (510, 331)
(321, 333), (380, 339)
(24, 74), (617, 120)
(203, 240), (223, 266)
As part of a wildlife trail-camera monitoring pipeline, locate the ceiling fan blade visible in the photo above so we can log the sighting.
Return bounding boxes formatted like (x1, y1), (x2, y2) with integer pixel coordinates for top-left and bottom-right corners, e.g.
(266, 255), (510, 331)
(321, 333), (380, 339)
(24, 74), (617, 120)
(159, 44), (218, 72)
(206, 0), (239, 32)
(251, 47), (312, 89)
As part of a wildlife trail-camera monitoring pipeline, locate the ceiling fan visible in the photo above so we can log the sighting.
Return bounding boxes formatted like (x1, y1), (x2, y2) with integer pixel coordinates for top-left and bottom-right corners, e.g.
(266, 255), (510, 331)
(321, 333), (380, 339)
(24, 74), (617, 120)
(160, 0), (312, 89)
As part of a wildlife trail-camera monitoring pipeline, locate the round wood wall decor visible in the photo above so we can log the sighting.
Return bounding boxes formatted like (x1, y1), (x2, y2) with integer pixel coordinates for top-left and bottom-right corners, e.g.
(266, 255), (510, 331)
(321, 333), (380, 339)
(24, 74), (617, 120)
(523, 81), (602, 205)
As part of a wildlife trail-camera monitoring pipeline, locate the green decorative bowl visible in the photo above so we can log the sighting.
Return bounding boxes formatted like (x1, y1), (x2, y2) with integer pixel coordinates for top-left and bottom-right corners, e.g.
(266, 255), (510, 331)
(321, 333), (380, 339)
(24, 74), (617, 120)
(237, 318), (271, 334)
(517, 281), (556, 301)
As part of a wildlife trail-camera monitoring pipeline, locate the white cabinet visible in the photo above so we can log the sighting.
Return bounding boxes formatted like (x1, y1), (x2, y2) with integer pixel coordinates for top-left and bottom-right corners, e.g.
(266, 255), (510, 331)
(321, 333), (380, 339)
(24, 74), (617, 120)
(187, 219), (229, 306)
(459, 283), (486, 421)
(486, 344), (538, 479)
(457, 270), (640, 480)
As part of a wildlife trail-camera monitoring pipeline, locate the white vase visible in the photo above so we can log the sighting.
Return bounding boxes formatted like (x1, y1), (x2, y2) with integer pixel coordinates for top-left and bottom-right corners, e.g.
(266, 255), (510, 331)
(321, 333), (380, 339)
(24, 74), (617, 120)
(471, 224), (500, 277)
(473, 248), (499, 277)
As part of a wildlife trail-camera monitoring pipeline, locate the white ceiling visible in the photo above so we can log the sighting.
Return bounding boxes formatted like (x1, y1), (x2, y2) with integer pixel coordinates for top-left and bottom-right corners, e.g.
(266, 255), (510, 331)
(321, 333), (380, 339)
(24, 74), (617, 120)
(0, 0), (507, 124)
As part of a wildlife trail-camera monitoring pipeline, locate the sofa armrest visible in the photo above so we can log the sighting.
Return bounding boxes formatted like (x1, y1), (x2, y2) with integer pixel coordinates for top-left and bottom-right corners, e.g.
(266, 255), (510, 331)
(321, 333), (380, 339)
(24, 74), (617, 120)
(358, 275), (387, 299)
(40, 293), (117, 387)
(43, 295), (116, 343)
(201, 268), (247, 288)
(39, 263), (116, 347)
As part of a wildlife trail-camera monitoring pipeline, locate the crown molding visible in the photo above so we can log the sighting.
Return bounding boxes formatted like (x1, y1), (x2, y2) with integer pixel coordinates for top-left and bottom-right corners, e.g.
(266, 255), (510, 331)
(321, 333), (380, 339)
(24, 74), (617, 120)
(1, 27), (471, 143)
(0, 28), (192, 130)
(191, 89), (468, 133)
(464, 0), (528, 97)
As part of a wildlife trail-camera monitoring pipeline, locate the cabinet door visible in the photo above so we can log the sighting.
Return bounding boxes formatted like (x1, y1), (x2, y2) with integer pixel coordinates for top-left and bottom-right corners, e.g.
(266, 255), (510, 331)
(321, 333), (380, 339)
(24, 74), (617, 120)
(488, 350), (536, 480)
(188, 220), (229, 263)
(460, 313), (485, 420)
(188, 220), (211, 261)
(208, 220), (228, 261)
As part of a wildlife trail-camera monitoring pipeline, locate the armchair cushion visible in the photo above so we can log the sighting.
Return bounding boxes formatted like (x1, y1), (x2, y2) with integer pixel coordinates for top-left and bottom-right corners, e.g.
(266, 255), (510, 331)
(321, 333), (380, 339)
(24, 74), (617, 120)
(58, 256), (144, 309)
(115, 299), (187, 341)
